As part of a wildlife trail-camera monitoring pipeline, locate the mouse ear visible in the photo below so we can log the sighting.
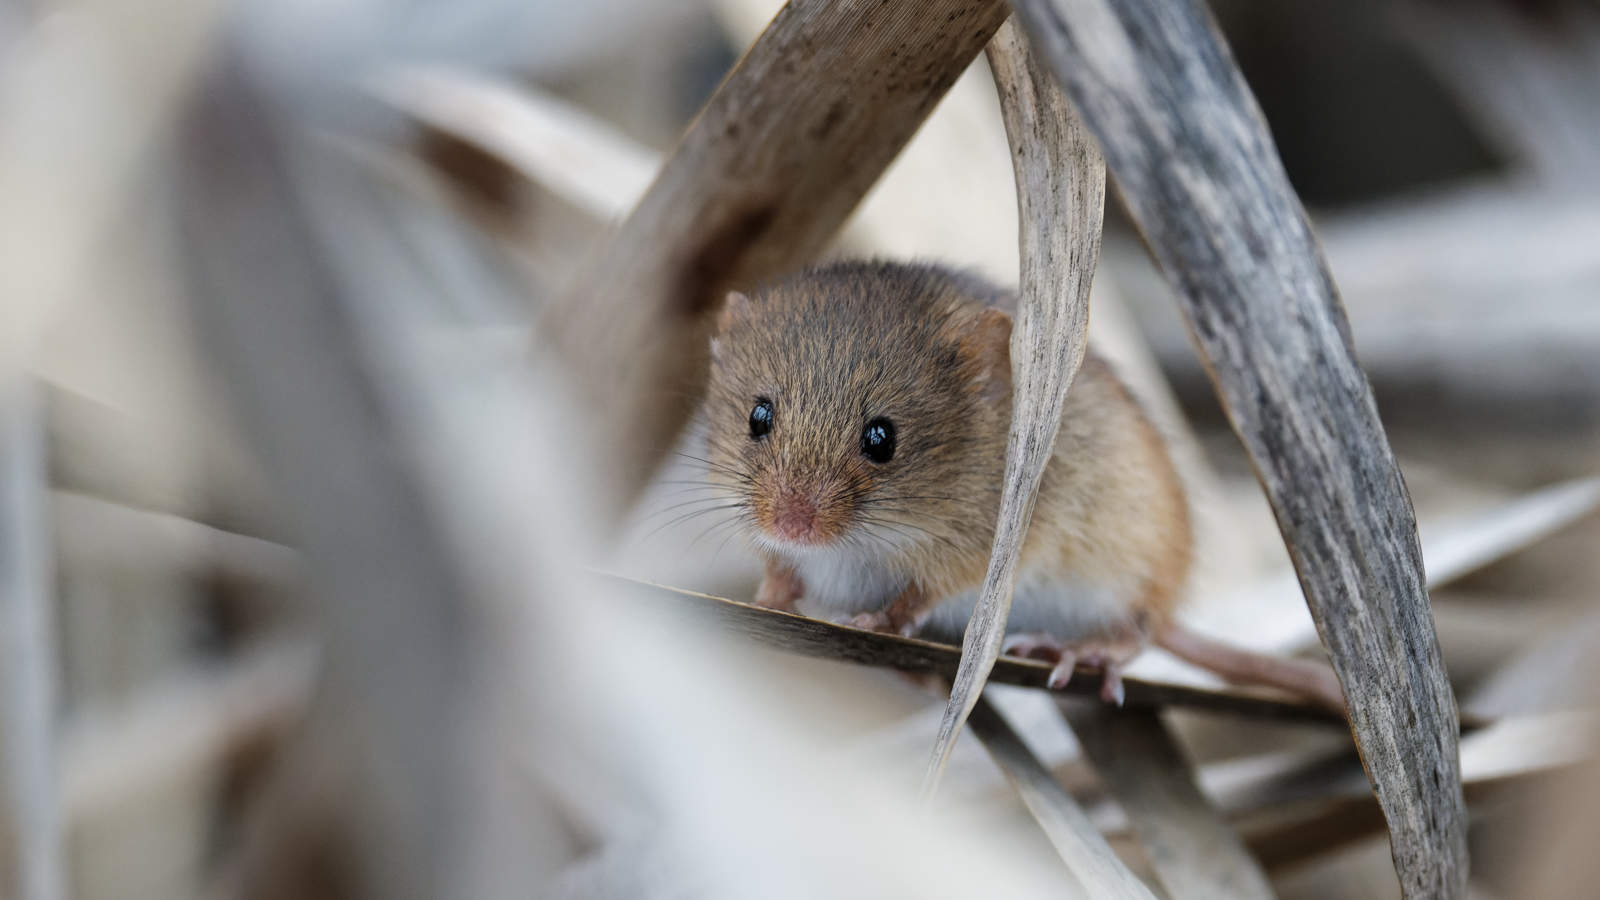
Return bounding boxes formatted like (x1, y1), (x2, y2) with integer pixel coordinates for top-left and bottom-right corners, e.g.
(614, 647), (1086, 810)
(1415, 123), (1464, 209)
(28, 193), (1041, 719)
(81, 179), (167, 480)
(961, 307), (1013, 398)
(716, 290), (752, 333)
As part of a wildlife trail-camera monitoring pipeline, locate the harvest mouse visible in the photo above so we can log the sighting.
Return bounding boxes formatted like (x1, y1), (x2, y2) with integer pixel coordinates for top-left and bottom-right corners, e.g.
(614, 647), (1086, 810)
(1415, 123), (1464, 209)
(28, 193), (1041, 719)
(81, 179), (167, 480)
(695, 260), (1345, 711)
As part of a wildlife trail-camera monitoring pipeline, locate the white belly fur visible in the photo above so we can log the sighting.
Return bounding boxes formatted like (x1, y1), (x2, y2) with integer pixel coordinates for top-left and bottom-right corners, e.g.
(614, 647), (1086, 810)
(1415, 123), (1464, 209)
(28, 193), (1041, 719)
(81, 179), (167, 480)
(791, 549), (910, 620)
(920, 568), (1137, 643)
(789, 549), (1135, 640)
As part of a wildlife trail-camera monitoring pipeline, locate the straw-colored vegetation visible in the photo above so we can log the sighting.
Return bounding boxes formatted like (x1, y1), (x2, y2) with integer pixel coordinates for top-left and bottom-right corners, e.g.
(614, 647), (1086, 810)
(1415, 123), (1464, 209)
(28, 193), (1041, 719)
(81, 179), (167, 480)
(3, 1), (1599, 898)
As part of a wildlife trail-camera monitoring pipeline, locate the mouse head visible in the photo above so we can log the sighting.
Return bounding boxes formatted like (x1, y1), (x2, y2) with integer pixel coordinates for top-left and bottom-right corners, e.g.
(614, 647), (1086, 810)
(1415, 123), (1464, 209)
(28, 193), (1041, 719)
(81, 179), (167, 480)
(698, 262), (1012, 561)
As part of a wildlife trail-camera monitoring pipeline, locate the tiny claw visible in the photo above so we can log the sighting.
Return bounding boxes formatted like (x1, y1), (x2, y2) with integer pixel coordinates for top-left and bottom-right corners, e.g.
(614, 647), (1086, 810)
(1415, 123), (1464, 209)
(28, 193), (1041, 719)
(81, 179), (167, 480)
(1003, 633), (1059, 660)
(1001, 636), (1036, 658)
(1047, 652), (1078, 691)
(1100, 665), (1126, 706)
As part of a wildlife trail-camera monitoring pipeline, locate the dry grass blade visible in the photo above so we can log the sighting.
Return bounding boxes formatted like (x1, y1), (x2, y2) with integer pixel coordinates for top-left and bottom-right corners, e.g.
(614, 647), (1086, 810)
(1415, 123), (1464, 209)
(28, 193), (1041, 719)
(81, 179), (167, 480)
(1232, 709), (1599, 871)
(1064, 704), (1275, 900)
(924, 16), (1105, 795)
(554, 0), (1010, 515)
(176, 58), (503, 900)
(1071, 711), (1594, 873)
(1465, 610), (1600, 720)
(0, 380), (63, 900)
(1167, 475), (1600, 673)
(1008, 1), (1467, 895)
(52, 490), (300, 586)
(968, 695), (1157, 899)
(1132, 475), (1600, 697)
(373, 65), (657, 223)
(616, 577), (1342, 723)
(1420, 476), (1600, 586)
(0, 6), (221, 895)
(62, 637), (315, 827)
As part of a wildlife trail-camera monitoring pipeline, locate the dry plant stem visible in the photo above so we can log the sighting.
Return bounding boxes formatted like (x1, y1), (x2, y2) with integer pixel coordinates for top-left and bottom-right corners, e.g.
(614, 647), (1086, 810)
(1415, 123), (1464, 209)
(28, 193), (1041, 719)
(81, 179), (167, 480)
(555, 0), (1009, 517)
(924, 16), (1104, 795)
(0, 379), (63, 900)
(1007, 1), (1467, 896)
(177, 58), (484, 900)
(1064, 703), (1274, 900)
(623, 579), (1343, 724)
(969, 695), (1157, 899)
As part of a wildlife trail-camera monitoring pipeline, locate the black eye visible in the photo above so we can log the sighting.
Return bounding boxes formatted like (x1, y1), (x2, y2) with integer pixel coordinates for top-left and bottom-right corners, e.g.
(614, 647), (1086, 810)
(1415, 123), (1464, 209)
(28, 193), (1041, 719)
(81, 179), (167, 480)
(748, 399), (773, 440)
(861, 418), (896, 463)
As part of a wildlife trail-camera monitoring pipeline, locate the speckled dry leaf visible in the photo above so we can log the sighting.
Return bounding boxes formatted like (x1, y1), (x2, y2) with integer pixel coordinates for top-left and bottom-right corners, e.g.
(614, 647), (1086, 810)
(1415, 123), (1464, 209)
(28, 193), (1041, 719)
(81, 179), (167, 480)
(921, 16), (1106, 796)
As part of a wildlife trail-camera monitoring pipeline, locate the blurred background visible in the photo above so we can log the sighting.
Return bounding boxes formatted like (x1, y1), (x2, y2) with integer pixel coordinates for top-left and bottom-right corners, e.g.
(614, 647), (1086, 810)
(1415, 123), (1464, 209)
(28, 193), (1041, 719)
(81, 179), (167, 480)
(2, 0), (1598, 898)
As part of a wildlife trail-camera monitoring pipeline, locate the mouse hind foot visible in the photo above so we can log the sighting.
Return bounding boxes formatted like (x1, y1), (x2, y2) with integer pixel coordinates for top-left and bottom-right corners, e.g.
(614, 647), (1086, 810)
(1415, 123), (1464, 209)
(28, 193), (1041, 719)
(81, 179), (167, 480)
(1002, 632), (1146, 705)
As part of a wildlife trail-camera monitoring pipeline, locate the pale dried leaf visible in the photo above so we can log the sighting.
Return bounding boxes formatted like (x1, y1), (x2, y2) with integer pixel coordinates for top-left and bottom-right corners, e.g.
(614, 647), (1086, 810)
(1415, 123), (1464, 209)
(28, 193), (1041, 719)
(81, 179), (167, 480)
(923, 15), (1105, 795)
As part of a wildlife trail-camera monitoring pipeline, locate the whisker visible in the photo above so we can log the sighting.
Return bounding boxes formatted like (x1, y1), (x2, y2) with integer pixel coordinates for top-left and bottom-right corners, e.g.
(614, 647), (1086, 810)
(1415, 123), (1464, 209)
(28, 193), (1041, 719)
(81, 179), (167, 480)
(707, 515), (757, 569)
(637, 493), (742, 524)
(651, 479), (736, 488)
(688, 512), (746, 552)
(856, 515), (963, 552)
(638, 503), (747, 543)
(669, 451), (752, 481)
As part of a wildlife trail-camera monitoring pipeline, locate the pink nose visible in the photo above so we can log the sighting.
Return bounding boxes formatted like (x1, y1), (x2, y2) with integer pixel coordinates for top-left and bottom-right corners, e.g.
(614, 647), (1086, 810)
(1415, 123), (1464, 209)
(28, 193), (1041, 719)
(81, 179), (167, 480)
(773, 498), (817, 541)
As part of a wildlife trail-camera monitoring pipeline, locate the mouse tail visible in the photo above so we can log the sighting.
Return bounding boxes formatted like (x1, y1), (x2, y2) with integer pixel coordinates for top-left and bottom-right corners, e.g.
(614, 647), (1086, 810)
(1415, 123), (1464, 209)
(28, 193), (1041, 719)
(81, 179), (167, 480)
(1155, 624), (1348, 714)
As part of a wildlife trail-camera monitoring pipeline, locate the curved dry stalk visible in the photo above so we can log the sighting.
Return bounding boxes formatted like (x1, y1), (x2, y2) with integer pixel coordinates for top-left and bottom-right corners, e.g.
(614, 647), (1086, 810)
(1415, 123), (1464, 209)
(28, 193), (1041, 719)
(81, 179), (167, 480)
(922, 18), (1105, 795)
(1007, 0), (1467, 896)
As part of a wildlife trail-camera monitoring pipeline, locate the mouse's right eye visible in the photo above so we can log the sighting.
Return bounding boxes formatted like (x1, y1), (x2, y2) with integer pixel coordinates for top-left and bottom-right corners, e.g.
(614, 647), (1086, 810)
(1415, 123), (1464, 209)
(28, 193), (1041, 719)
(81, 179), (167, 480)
(748, 399), (774, 440)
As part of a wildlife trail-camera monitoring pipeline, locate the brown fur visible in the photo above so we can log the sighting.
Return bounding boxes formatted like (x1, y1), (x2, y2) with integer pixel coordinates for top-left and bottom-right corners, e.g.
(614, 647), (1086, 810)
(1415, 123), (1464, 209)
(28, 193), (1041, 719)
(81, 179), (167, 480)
(702, 260), (1192, 630)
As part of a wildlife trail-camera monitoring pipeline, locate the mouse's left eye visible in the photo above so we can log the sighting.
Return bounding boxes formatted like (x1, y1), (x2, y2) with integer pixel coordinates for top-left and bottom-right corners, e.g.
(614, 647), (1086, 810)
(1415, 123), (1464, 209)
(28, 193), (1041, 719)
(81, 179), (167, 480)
(748, 398), (774, 440)
(861, 418), (896, 463)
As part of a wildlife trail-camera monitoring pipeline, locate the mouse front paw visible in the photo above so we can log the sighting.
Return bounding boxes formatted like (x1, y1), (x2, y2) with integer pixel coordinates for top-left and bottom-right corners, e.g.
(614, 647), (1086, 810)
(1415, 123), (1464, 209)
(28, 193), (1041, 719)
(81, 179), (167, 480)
(836, 610), (893, 632)
(835, 603), (927, 637)
(754, 562), (804, 612)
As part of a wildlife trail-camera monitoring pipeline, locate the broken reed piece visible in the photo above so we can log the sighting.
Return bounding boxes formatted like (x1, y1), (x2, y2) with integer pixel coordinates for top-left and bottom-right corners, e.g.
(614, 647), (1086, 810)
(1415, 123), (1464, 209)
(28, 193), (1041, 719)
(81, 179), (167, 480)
(1063, 703), (1275, 900)
(1006, 0), (1468, 896)
(551, 0), (1009, 519)
(921, 16), (1105, 797)
(968, 695), (1158, 899)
